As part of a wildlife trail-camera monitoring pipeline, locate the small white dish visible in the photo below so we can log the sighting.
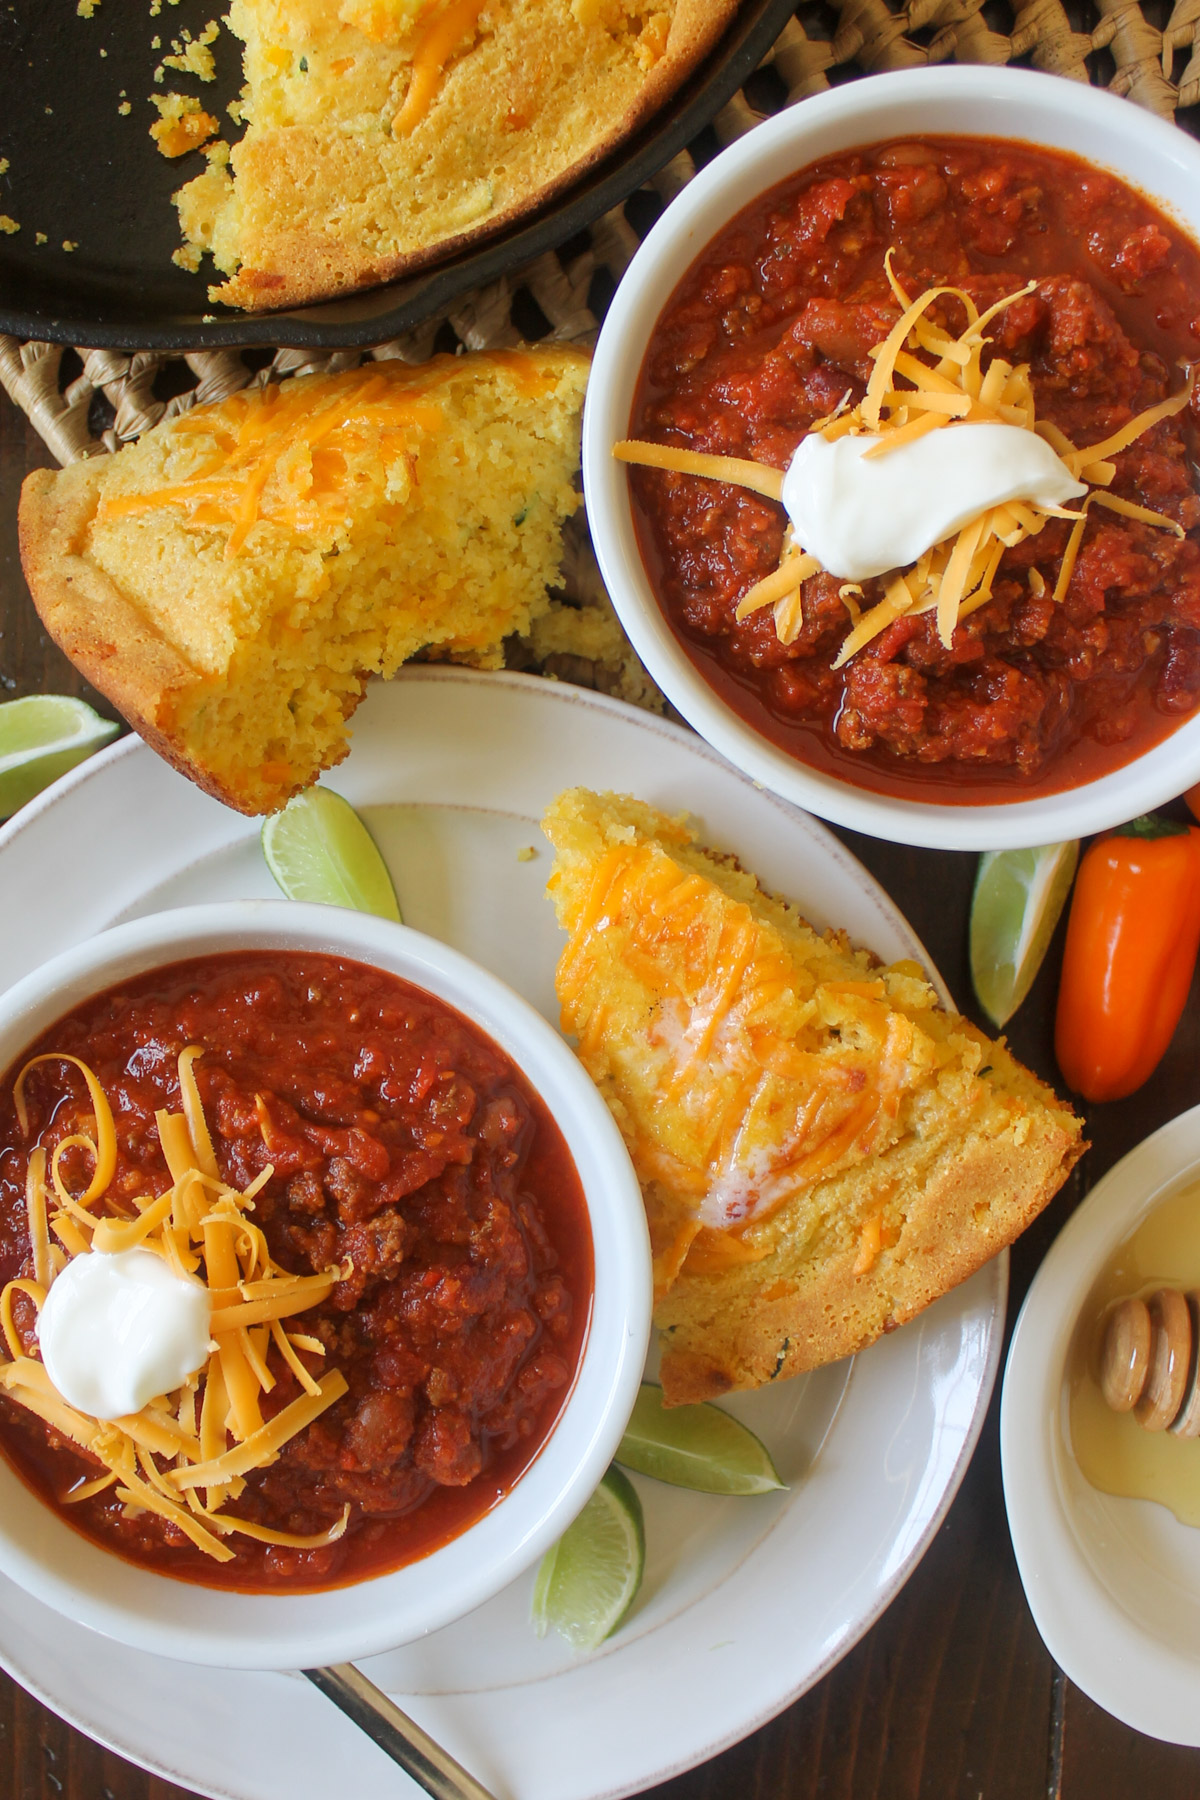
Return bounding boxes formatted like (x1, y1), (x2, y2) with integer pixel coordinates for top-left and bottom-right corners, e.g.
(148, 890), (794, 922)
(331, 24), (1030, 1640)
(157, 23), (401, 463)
(1002, 1104), (1200, 1745)
(0, 898), (651, 1671)
(584, 64), (1200, 850)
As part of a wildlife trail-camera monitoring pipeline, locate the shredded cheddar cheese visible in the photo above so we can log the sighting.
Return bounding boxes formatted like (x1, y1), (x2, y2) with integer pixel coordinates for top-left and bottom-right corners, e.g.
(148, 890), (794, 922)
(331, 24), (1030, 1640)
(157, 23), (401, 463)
(615, 254), (1194, 663)
(392, 0), (487, 135)
(96, 368), (446, 559)
(0, 1048), (350, 1559)
(612, 440), (785, 502)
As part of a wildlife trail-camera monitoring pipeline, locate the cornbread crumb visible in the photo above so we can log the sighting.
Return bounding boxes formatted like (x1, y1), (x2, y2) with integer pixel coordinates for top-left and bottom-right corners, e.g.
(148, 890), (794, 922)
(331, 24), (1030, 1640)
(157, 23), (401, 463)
(76, 0), (100, 15)
(0, 217), (19, 236)
(20, 349), (591, 816)
(176, 142), (233, 251)
(172, 243), (203, 271)
(62, 240), (77, 252)
(523, 592), (664, 713)
(35, 232), (47, 245)
(118, 101), (132, 115)
(0, 159), (8, 177)
(517, 846), (537, 863)
(150, 92), (219, 158)
(161, 21), (219, 80)
(509, 519), (664, 713)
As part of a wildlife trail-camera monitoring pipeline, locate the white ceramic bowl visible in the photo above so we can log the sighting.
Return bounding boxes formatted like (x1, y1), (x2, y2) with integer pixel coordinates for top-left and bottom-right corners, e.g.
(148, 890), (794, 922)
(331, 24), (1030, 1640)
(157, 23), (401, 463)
(0, 901), (651, 1669)
(585, 65), (1200, 850)
(1002, 1106), (1200, 1743)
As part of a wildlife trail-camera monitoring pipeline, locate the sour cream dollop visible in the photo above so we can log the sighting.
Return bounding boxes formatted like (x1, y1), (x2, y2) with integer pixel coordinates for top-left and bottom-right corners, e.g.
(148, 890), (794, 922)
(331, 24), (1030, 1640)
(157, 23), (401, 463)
(780, 422), (1087, 583)
(36, 1248), (211, 1421)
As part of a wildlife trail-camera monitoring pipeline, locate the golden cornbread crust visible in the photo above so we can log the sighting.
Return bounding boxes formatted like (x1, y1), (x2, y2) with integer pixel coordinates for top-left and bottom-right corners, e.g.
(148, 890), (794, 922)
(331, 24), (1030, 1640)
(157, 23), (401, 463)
(544, 789), (1084, 1404)
(19, 348), (591, 814)
(179, 0), (739, 312)
(18, 460), (244, 810)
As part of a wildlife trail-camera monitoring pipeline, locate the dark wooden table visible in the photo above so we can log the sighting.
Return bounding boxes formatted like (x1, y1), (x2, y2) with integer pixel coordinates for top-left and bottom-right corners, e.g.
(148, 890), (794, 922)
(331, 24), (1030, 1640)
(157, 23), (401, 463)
(3, 387), (1200, 1800)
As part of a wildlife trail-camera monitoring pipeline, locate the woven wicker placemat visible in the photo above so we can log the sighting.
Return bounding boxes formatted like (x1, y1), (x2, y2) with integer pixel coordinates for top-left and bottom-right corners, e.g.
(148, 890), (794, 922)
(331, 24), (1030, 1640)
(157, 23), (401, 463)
(5, 0), (1196, 470)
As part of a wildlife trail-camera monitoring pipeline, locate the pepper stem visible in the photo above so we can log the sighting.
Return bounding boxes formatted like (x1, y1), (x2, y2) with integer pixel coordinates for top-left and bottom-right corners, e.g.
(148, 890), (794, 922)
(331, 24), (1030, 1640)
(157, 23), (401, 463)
(1115, 814), (1191, 840)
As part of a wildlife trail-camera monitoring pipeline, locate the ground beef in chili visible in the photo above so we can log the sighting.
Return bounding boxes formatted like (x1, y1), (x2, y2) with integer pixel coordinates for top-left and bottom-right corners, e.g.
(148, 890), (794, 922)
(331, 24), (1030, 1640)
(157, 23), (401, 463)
(631, 137), (1200, 800)
(0, 952), (591, 1591)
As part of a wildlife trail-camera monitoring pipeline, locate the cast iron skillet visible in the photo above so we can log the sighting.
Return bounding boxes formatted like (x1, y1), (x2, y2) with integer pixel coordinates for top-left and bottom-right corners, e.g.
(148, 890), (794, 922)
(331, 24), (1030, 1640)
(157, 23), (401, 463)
(0, 0), (801, 349)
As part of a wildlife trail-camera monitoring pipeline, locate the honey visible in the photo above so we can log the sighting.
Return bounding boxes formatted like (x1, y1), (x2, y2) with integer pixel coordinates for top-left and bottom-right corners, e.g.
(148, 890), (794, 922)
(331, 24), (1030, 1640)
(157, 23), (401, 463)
(1068, 1177), (1200, 1525)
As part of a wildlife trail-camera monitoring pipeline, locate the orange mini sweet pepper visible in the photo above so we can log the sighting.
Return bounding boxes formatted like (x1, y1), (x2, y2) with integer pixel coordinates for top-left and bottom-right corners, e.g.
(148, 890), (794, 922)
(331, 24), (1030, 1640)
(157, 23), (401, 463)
(1055, 815), (1200, 1103)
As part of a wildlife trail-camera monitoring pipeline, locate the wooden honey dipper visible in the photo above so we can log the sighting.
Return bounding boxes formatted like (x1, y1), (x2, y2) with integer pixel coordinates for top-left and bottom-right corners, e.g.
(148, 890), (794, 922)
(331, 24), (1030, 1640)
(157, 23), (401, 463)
(1099, 1288), (1200, 1435)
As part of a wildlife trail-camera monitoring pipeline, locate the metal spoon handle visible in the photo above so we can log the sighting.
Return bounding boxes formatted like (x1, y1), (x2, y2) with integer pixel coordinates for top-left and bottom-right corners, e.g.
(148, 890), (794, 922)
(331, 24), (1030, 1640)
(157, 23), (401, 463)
(303, 1662), (500, 1800)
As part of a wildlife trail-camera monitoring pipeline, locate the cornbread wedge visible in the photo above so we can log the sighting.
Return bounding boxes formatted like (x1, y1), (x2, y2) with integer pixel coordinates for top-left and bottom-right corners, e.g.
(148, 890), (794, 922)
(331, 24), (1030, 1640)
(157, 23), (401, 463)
(19, 348), (589, 814)
(177, 0), (738, 311)
(544, 790), (1083, 1404)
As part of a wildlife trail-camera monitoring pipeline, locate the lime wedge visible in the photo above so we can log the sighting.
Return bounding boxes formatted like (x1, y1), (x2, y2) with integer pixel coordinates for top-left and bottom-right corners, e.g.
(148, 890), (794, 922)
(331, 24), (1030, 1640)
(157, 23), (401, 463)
(261, 788), (402, 920)
(0, 695), (120, 818)
(531, 1466), (645, 1651)
(615, 1381), (784, 1495)
(969, 841), (1079, 1028)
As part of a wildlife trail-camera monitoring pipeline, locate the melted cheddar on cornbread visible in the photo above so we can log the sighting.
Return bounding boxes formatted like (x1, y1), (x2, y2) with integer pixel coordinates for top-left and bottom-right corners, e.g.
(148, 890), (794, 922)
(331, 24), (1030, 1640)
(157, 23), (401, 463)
(19, 348), (589, 814)
(544, 789), (1083, 1404)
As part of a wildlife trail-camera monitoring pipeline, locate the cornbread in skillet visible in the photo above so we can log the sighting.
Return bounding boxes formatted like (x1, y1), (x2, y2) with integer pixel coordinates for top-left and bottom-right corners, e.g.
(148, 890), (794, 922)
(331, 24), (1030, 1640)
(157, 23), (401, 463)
(175, 0), (738, 310)
(543, 789), (1083, 1403)
(19, 347), (590, 815)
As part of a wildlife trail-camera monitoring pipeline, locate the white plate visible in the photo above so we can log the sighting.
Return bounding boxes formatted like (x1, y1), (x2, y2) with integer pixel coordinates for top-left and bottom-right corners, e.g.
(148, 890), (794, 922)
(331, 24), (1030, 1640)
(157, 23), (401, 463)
(0, 669), (1003, 1800)
(1002, 1105), (1200, 1746)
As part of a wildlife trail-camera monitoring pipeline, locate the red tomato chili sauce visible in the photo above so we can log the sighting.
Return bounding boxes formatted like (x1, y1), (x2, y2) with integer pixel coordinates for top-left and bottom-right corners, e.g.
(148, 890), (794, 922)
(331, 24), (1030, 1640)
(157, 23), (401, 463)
(630, 137), (1200, 802)
(0, 952), (592, 1591)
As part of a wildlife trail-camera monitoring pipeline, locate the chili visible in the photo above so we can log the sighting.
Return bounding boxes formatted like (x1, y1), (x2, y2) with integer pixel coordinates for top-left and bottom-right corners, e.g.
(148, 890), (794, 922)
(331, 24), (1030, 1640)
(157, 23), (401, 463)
(631, 136), (1200, 801)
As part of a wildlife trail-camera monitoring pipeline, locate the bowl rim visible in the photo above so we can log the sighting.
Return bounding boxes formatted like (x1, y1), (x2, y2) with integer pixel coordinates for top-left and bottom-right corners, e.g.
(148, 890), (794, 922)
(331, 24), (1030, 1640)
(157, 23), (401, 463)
(1000, 1103), (1200, 1744)
(583, 64), (1200, 851)
(0, 900), (651, 1669)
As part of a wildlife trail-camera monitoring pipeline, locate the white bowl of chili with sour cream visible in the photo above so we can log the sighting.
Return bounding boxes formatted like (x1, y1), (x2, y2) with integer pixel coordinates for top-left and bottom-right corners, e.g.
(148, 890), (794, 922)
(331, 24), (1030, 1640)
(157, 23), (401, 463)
(0, 901), (650, 1669)
(584, 66), (1200, 849)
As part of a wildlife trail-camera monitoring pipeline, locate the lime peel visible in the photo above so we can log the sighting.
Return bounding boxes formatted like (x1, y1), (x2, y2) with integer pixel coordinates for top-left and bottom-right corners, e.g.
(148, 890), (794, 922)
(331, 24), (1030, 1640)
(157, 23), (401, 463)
(969, 840), (1079, 1028)
(261, 788), (402, 921)
(531, 1465), (645, 1651)
(615, 1381), (784, 1495)
(0, 696), (120, 818)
